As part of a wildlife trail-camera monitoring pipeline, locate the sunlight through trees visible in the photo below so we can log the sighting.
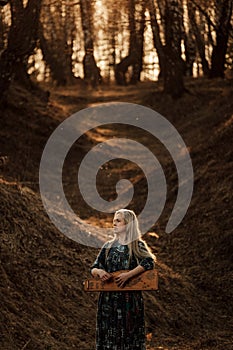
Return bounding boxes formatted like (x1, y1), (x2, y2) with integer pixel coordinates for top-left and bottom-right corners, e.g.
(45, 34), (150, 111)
(0, 0), (232, 98)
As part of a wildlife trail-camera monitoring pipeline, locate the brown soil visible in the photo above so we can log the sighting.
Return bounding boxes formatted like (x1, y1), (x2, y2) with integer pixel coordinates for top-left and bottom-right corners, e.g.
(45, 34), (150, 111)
(1, 78), (233, 350)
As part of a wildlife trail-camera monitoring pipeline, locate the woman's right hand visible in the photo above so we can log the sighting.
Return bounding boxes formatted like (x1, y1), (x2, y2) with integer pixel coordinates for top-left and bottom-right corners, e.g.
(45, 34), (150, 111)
(97, 269), (112, 281)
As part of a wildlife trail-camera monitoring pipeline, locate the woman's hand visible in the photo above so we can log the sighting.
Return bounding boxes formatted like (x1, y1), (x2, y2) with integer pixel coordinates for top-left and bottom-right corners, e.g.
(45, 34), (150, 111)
(91, 268), (112, 281)
(97, 269), (112, 282)
(115, 272), (131, 288)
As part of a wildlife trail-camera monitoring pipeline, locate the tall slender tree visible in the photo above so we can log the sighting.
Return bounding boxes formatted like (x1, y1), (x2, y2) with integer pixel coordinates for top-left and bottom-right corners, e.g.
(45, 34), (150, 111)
(39, 0), (76, 85)
(80, 0), (101, 87)
(163, 0), (185, 97)
(147, 0), (165, 78)
(148, 0), (185, 97)
(209, 0), (233, 78)
(187, 2), (210, 76)
(130, 0), (146, 84)
(115, 0), (146, 85)
(0, 0), (42, 99)
(183, 28), (197, 77)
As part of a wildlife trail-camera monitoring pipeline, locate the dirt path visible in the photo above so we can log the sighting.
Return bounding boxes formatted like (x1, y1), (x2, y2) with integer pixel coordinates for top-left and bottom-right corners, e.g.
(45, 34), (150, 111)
(1, 80), (233, 350)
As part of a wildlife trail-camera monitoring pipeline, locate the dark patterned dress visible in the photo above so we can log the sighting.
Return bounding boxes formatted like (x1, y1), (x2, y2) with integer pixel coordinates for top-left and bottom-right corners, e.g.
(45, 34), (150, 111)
(91, 240), (154, 350)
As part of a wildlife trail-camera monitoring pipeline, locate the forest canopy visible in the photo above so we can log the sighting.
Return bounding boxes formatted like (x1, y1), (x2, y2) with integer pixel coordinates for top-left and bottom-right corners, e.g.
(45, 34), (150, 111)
(0, 0), (232, 98)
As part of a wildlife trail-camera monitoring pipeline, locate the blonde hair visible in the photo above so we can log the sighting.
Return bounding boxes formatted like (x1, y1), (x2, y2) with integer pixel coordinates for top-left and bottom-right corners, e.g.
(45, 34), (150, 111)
(106, 209), (156, 265)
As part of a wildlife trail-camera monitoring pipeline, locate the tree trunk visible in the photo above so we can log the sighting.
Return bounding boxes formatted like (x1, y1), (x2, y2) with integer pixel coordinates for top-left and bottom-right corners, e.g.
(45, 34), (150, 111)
(163, 0), (185, 98)
(14, 58), (35, 89)
(115, 0), (144, 85)
(115, 0), (136, 85)
(39, 22), (67, 86)
(39, 2), (76, 86)
(0, 0), (42, 99)
(188, 2), (210, 76)
(79, 0), (101, 87)
(130, 0), (146, 84)
(183, 29), (196, 77)
(63, 4), (76, 84)
(147, 0), (166, 78)
(115, 55), (137, 85)
(209, 0), (233, 78)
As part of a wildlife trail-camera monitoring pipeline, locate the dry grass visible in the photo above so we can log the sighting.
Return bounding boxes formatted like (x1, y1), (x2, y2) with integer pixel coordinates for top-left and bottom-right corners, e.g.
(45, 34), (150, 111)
(1, 78), (233, 349)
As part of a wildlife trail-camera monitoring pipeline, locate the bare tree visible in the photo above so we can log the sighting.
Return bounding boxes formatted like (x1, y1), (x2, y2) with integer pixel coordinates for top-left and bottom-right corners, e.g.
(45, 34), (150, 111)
(0, 0), (42, 99)
(130, 0), (146, 84)
(80, 0), (101, 87)
(147, 0), (165, 78)
(183, 28), (197, 77)
(148, 0), (185, 97)
(39, 1), (76, 85)
(115, 0), (146, 85)
(189, 0), (233, 78)
(209, 0), (233, 78)
(163, 0), (185, 97)
(187, 2), (210, 76)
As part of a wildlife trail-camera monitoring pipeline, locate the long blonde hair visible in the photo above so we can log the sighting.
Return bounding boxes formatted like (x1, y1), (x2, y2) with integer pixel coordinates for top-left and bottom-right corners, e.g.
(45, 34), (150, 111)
(106, 209), (156, 265)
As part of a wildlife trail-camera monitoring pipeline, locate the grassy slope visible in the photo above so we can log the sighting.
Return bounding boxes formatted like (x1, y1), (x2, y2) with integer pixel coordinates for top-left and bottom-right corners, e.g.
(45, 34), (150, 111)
(0, 78), (233, 349)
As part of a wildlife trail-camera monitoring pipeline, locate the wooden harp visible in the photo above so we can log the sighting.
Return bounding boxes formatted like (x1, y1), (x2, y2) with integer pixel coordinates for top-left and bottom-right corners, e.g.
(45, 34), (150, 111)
(83, 269), (158, 292)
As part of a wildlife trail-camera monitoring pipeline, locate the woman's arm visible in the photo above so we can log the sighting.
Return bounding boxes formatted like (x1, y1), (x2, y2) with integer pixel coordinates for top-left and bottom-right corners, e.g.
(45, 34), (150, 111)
(126, 265), (145, 278)
(90, 243), (109, 279)
(91, 267), (112, 281)
(115, 265), (145, 288)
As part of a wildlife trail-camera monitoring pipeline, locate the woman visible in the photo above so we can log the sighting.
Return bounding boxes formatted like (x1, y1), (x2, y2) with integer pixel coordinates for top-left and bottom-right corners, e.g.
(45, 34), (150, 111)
(91, 209), (156, 350)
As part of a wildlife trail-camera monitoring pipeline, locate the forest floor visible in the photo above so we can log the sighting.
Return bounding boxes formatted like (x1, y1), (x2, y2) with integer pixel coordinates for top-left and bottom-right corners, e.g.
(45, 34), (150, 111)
(1, 77), (233, 350)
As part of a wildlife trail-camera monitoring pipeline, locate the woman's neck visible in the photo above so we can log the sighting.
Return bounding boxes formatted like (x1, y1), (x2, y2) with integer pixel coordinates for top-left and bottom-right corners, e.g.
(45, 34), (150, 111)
(117, 234), (127, 245)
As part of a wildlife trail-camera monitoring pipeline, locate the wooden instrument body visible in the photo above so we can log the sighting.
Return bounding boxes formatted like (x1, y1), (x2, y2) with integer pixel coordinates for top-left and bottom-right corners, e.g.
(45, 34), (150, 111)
(83, 269), (158, 292)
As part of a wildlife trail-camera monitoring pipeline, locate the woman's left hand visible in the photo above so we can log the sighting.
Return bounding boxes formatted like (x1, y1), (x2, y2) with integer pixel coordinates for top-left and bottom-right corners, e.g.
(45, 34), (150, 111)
(115, 272), (131, 288)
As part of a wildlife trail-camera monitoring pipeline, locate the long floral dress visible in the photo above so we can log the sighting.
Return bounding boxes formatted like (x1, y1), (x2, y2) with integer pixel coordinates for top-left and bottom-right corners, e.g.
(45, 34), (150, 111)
(91, 240), (154, 350)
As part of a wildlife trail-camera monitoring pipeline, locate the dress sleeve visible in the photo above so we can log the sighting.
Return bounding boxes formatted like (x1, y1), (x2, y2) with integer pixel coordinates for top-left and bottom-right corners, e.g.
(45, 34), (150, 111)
(90, 243), (108, 271)
(137, 241), (154, 270)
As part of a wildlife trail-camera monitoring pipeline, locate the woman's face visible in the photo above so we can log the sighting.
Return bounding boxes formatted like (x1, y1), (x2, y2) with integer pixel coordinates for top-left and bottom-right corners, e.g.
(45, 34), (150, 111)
(113, 212), (126, 236)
